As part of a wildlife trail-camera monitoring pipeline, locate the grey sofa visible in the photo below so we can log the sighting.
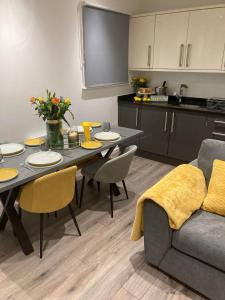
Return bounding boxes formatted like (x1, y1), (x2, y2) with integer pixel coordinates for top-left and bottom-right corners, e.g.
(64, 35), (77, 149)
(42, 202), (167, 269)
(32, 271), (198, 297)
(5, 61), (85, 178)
(144, 139), (225, 300)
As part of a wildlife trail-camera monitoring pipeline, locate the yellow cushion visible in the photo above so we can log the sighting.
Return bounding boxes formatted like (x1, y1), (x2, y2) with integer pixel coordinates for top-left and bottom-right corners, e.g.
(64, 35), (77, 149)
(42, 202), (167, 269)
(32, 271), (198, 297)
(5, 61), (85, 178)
(19, 166), (77, 213)
(202, 159), (225, 216)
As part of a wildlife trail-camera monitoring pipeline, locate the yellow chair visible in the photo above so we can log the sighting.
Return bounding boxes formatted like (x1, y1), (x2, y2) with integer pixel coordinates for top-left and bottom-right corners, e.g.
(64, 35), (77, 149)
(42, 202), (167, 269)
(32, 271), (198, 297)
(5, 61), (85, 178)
(18, 166), (81, 258)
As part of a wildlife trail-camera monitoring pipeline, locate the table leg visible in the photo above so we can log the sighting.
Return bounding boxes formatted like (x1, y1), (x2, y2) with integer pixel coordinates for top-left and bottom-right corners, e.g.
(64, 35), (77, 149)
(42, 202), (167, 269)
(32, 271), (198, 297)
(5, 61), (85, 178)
(0, 192), (9, 230)
(0, 188), (34, 255)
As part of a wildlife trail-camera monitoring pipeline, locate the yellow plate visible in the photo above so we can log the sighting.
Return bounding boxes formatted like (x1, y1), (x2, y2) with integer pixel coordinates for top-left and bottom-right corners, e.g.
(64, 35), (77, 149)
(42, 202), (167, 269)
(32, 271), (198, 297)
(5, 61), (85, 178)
(81, 141), (103, 150)
(89, 122), (102, 128)
(0, 168), (18, 183)
(24, 137), (45, 147)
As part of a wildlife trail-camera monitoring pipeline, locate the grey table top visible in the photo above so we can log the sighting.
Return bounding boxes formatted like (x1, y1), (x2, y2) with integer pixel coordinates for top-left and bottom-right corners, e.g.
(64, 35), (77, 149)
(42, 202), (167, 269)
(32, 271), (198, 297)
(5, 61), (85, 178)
(0, 126), (142, 193)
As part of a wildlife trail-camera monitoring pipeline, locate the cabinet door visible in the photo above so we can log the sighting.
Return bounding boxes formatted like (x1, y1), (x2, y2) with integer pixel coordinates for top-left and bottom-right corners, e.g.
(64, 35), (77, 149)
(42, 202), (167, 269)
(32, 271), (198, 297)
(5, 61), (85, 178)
(118, 102), (139, 129)
(139, 106), (170, 156)
(129, 16), (155, 69)
(186, 8), (225, 70)
(206, 116), (225, 141)
(153, 12), (189, 69)
(168, 111), (208, 161)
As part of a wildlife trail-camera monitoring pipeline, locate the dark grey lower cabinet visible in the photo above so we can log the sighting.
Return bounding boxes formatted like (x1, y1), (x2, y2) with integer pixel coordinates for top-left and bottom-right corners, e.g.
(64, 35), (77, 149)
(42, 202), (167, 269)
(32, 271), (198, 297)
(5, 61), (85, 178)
(118, 100), (224, 163)
(167, 111), (207, 161)
(139, 106), (170, 156)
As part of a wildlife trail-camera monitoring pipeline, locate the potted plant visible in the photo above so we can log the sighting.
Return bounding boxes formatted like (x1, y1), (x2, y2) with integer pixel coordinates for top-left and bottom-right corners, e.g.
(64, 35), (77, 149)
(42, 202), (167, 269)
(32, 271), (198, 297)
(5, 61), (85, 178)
(30, 90), (74, 148)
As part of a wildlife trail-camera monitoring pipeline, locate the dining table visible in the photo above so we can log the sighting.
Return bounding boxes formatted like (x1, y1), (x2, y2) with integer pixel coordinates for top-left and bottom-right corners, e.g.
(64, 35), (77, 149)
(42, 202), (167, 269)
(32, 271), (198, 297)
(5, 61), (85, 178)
(0, 126), (142, 256)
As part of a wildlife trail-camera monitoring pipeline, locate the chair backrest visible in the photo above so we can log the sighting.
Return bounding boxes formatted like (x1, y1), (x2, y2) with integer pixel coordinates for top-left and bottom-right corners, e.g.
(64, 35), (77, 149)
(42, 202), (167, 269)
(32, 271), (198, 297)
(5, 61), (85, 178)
(197, 139), (225, 183)
(94, 145), (137, 183)
(19, 166), (77, 213)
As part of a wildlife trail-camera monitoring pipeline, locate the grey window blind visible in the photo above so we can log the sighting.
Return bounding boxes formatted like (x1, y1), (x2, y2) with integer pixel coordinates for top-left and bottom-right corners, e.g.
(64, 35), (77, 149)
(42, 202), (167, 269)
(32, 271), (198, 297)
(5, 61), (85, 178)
(83, 5), (129, 88)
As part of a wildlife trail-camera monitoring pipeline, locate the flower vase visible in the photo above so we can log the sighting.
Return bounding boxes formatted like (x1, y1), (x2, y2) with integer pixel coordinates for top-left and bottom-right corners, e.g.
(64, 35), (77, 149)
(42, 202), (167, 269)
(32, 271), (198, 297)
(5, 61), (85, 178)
(46, 120), (63, 148)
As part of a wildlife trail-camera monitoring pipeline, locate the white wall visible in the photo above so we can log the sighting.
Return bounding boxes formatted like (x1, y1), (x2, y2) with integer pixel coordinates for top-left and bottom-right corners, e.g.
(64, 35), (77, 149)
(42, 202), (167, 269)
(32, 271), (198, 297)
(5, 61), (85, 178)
(131, 71), (225, 99)
(0, 0), (139, 142)
(136, 0), (225, 13)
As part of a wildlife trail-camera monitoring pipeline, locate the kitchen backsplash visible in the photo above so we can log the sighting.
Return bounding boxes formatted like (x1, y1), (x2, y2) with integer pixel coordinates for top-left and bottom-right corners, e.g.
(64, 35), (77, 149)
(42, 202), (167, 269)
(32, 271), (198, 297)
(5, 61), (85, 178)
(130, 71), (225, 99)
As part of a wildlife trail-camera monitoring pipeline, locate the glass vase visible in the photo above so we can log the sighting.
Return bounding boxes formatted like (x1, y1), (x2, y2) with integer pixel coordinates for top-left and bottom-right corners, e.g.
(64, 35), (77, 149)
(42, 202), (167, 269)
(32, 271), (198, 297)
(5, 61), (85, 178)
(46, 119), (63, 149)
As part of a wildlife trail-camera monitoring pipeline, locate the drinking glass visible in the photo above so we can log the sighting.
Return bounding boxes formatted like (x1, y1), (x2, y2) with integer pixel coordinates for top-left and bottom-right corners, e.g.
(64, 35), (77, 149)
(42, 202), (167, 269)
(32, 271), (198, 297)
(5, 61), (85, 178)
(0, 148), (4, 163)
(102, 122), (111, 132)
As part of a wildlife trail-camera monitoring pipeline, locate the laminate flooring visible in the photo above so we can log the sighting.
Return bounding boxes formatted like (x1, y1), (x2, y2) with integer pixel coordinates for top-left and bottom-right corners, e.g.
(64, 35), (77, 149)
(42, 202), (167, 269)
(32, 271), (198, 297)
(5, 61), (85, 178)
(0, 156), (205, 300)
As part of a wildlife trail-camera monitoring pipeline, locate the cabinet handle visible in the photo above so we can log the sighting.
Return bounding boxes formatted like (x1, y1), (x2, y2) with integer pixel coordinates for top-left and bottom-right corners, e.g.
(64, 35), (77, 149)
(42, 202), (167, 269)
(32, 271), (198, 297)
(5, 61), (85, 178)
(214, 120), (225, 125)
(171, 112), (175, 133)
(147, 45), (152, 67)
(179, 44), (184, 67)
(212, 132), (225, 137)
(186, 44), (192, 68)
(164, 112), (168, 132)
(135, 108), (139, 128)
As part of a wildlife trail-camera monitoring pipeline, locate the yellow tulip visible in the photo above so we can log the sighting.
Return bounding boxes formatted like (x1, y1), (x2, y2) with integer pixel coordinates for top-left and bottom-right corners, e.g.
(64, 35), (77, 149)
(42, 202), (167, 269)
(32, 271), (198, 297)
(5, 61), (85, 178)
(64, 97), (71, 105)
(38, 97), (45, 103)
(139, 78), (146, 83)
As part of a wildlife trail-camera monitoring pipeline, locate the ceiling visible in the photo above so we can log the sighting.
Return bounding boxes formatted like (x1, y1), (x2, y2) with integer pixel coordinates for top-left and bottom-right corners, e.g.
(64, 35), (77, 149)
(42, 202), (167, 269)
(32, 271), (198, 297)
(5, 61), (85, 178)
(135, 0), (225, 13)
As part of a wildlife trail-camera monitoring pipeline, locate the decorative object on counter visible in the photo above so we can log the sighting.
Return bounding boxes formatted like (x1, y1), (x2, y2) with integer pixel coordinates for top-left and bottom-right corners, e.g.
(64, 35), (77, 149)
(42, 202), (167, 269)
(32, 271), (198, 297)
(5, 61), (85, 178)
(130, 77), (148, 92)
(81, 122), (92, 142)
(30, 90), (74, 149)
(68, 130), (79, 148)
(155, 81), (167, 95)
(150, 95), (168, 103)
(0, 168), (19, 183)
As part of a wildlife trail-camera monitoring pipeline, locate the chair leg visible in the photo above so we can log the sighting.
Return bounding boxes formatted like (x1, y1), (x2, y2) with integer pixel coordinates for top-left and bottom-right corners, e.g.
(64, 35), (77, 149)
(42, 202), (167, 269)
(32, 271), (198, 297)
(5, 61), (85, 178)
(54, 211), (57, 218)
(40, 213), (44, 259)
(75, 179), (79, 207)
(79, 176), (85, 208)
(68, 204), (81, 236)
(97, 181), (100, 192)
(18, 207), (22, 220)
(122, 180), (129, 200)
(110, 184), (114, 218)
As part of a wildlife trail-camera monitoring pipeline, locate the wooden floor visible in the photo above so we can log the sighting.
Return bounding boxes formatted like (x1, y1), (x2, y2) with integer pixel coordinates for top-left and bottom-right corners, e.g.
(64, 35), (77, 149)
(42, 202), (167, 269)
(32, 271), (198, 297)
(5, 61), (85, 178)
(0, 156), (205, 300)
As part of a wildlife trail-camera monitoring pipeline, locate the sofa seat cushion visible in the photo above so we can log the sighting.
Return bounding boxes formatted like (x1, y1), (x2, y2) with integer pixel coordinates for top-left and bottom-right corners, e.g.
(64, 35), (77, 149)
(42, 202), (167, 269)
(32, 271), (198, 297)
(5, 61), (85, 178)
(172, 210), (225, 272)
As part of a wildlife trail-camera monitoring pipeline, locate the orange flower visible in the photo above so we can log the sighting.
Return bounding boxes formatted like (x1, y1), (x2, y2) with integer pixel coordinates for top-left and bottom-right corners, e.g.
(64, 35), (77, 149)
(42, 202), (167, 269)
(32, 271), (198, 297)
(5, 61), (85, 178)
(51, 97), (60, 104)
(30, 97), (36, 104)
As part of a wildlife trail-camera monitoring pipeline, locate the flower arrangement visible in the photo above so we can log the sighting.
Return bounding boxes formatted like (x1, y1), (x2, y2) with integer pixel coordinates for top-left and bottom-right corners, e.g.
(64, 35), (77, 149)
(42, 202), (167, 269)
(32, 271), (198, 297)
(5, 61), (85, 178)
(130, 77), (148, 91)
(30, 90), (74, 126)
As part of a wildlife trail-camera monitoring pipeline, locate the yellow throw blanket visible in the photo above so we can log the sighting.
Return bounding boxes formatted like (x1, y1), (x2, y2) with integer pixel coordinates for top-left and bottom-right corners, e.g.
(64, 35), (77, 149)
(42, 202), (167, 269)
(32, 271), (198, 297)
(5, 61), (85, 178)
(131, 164), (206, 241)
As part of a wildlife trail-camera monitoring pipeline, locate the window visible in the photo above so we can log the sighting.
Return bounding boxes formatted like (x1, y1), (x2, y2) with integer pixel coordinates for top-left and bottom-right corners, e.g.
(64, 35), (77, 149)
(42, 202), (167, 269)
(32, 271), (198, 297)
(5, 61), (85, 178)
(82, 5), (129, 88)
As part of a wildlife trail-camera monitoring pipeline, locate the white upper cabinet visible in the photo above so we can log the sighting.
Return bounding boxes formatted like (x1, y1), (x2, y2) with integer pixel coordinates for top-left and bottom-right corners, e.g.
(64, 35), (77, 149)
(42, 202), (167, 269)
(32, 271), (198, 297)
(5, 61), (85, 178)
(129, 16), (155, 69)
(153, 12), (189, 69)
(186, 8), (225, 70)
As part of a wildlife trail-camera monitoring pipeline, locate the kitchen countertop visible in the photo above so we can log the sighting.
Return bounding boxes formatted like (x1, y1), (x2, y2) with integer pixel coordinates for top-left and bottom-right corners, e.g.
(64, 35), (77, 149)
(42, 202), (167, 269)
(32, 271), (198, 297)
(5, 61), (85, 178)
(118, 94), (225, 116)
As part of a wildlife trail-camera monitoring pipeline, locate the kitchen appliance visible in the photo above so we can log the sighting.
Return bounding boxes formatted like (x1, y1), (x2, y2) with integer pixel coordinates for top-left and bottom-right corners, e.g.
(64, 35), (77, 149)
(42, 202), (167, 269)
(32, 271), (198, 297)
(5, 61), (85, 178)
(207, 98), (225, 111)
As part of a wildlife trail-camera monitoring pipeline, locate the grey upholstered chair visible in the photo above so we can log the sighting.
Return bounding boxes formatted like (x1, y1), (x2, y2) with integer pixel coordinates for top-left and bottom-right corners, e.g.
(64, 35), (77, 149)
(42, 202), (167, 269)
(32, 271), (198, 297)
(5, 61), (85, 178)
(79, 145), (137, 217)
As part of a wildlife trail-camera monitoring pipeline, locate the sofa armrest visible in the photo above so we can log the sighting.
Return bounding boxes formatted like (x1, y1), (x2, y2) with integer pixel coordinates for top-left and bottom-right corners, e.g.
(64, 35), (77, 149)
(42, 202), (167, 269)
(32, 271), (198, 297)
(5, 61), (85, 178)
(189, 159), (198, 167)
(144, 201), (172, 267)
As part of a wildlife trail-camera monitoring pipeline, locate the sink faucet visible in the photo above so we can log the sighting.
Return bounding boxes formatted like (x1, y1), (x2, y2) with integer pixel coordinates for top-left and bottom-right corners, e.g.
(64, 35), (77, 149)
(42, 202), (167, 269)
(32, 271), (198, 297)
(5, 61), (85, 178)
(180, 84), (188, 97)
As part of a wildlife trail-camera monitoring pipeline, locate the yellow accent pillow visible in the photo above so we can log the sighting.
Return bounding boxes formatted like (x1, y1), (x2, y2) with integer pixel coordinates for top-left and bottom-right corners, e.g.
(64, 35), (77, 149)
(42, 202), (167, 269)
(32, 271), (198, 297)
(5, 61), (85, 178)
(202, 159), (225, 216)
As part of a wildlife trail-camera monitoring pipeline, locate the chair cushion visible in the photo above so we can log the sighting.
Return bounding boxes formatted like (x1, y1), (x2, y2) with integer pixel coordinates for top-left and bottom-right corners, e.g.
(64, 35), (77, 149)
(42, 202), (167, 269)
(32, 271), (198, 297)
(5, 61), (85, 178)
(172, 210), (225, 273)
(81, 157), (109, 177)
(202, 160), (225, 217)
(198, 139), (225, 183)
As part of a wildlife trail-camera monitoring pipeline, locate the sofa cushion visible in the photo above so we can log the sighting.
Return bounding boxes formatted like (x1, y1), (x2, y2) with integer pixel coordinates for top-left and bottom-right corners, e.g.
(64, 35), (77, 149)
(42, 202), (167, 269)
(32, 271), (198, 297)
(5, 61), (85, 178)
(172, 210), (225, 272)
(202, 160), (225, 216)
(198, 139), (225, 183)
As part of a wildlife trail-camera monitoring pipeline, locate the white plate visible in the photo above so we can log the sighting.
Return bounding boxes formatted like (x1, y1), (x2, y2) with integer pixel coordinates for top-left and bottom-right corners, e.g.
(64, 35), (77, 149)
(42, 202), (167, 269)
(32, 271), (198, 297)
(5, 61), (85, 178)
(25, 157), (64, 169)
(0, 143), (25, 156)
(94, 132), (121, 141)
(26, 151), (63, 167)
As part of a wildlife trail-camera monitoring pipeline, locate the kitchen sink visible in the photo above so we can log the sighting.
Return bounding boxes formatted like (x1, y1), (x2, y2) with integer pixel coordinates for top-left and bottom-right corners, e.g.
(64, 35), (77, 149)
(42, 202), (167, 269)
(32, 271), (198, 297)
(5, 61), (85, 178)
(179, 104), (201, 109)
